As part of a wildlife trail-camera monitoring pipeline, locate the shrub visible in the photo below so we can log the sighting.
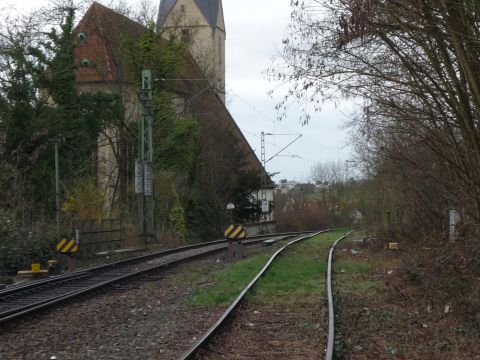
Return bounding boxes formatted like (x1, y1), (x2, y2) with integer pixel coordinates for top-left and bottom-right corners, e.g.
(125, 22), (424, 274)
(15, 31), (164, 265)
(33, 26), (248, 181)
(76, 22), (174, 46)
(61, 177), (105, 220)
(0, 210), (55, 276)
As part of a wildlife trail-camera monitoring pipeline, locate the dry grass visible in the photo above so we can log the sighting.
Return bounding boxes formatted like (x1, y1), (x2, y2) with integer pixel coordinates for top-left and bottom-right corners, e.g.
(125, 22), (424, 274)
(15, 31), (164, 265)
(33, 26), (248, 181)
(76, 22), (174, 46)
(333, 231), (480, 359)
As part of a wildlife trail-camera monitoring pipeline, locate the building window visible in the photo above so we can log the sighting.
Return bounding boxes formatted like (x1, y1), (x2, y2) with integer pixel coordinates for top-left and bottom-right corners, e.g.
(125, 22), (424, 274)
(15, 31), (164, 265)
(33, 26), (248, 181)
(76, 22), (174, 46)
(181, 29), (191, 44)
(180, 5), (185, 12)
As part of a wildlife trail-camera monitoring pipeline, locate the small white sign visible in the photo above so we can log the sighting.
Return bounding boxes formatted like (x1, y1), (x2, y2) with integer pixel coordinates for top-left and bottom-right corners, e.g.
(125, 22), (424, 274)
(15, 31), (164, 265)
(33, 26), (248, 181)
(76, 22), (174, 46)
(227, 203), (235, 210)
(143, 161), (154, 196)
(449, 209), (461, 240)
(135, 159), (144, 194)
(261, 200), (269, 213)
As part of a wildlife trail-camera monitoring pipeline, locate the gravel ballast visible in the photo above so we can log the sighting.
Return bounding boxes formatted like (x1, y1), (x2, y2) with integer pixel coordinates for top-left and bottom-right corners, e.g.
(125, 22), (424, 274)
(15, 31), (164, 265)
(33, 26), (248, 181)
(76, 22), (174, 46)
(0, 256), (228, 360)
(0, 242), (283, 360)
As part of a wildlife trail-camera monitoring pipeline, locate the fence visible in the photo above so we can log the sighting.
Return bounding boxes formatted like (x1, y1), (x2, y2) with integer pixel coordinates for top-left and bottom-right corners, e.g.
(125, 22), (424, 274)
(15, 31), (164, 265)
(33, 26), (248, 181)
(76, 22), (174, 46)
(244, 221), (277, 236)
(74, 219), (125, 256)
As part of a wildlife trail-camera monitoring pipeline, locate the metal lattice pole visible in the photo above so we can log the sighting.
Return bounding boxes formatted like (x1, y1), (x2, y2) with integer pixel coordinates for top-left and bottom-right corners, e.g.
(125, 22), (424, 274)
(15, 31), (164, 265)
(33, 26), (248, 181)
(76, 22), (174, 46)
(137, 70), (156, 244)
(259, 132), (302, 233)
(261, 132), (267, 232)
(54, 139), (60, 241)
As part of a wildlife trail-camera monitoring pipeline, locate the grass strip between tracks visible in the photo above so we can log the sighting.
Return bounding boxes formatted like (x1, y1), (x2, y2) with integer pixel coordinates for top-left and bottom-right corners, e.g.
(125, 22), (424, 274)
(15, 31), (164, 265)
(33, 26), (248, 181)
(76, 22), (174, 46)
(190, 253), (273, 306)
(249, 229), (349, 304)
(190, 229), (350, 306)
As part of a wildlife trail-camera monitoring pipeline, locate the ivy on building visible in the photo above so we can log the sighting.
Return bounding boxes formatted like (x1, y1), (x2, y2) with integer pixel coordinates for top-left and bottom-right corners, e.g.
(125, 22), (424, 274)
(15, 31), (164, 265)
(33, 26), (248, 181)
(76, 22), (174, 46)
(0, 8), (121, 237)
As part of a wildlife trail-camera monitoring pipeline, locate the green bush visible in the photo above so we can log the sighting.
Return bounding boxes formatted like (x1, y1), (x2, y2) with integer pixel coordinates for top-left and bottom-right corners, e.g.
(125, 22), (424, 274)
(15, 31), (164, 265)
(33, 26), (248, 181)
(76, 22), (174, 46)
(0, 210), (55, 276)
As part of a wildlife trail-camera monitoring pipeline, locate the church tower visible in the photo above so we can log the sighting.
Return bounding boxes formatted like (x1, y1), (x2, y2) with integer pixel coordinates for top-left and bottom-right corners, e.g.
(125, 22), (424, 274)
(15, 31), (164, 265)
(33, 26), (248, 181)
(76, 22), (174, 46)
(157, 0), (226, 102)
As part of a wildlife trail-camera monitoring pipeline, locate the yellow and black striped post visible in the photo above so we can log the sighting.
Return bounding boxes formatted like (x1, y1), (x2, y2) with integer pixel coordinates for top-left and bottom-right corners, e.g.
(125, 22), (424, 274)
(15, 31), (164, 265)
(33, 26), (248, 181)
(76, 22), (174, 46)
(224, 224), (247, 241)
(56, 238), (78, 254)
(224, 225), (246, 262)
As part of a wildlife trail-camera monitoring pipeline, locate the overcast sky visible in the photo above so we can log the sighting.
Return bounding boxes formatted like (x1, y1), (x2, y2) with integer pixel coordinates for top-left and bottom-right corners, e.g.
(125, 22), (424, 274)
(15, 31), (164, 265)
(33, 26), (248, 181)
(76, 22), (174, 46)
(7, 0), (355, 182)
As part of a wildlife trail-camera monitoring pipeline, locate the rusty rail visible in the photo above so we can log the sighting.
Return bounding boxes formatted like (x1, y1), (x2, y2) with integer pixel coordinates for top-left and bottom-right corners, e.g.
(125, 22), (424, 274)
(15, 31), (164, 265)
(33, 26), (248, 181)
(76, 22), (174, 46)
(325, 230), (354, 360)
(179, 231), (329, 360)
(0, 231), (317, 325)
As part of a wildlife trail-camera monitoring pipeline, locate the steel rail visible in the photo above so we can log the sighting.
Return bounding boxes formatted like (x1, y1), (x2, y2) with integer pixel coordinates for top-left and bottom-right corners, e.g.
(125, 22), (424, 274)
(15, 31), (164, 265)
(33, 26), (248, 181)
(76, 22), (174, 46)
(0, 271), (92, 297)
(0, 244), (232, 324)
(325, 230), (354, 360)
(0, 244), (223, 299)
(0, 232), (316, 325)
(0, 231), (315, 297)
(90, 230), (317, 272)
(179, 230), (329, 360)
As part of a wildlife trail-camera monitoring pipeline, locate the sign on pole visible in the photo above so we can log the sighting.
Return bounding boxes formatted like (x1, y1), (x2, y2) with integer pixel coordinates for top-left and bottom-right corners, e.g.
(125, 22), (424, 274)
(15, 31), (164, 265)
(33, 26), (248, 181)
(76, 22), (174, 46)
(261, 199), (269, 213)
(224, 224), (247, 240)
(135, 159), (144, 194)
(143, 160), (154, 196)
(56, 238), (78, 253)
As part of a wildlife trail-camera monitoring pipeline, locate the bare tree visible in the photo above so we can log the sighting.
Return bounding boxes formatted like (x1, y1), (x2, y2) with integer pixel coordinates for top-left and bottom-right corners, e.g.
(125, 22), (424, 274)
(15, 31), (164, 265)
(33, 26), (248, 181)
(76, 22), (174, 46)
(272, 0), (480, 231)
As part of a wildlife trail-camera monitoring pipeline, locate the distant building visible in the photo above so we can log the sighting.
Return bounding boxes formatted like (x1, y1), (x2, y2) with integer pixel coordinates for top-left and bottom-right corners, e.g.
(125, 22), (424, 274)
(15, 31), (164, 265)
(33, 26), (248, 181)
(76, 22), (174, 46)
(278, 180), (299, 194)
(298, 183), (316, 194)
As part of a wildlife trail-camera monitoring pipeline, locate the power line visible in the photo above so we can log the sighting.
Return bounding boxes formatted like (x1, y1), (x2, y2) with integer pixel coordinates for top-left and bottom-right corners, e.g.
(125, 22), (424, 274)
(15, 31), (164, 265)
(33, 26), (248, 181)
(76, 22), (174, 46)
(240, 127), (316, 164)
(265, 134), (303, 164)
(230, 91), (349, 156)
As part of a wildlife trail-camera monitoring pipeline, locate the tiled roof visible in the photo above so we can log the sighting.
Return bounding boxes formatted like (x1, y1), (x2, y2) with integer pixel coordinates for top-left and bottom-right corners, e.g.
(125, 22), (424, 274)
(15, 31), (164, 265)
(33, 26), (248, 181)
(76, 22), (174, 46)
(74, 2), (262, 174)
(156, 0), (177, 29)
(156, 0), (221, 29)
(193, 0), (221, 29)
(74, 1), (147, 82)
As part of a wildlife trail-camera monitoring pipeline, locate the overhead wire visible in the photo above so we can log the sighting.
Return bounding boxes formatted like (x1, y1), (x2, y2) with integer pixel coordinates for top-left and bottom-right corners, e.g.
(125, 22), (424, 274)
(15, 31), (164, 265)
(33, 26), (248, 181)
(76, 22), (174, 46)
(229, 90), (350, 156)
(240, 127), (316, 164)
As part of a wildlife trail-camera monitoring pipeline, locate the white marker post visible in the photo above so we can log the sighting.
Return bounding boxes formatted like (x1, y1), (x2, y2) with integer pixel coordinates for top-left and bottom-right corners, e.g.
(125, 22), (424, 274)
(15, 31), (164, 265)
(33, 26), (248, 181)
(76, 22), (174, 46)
(449, 209), (461, 240)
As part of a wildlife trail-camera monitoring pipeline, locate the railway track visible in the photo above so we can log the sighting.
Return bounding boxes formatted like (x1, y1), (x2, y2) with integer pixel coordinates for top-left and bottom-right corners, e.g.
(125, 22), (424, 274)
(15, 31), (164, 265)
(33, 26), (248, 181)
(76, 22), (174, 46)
(325, 231), (353, 360)
(0, 232), (311, 325)
(179, 230), (353, 360)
